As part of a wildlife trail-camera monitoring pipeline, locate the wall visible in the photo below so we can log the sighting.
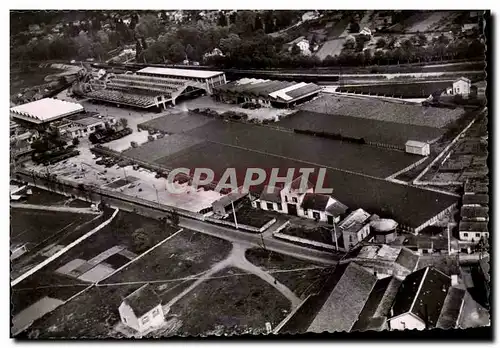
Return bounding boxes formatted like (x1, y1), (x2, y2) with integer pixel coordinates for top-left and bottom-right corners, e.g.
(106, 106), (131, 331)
(205, 215), (276, 233)
(273, 231), (336, 251)
(119, 302), (140, 332)
(389, 313), (426, 331)
(139, 304), (164, 332)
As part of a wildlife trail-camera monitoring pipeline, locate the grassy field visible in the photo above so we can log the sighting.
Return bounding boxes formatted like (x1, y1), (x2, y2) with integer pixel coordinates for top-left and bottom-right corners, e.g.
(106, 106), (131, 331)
(169, 267), (291, 336)
(336, 81), (453, 98)
(138, 112), (215, 134)
(104, 230), (232, 284)
(181, 119), (419, 178)
(10, 209), (94, 248)
(123, 134), (203, 163)
(277, 110), (444, 147)
(300, 94), (464, 128)
(223, 202), (279, 228)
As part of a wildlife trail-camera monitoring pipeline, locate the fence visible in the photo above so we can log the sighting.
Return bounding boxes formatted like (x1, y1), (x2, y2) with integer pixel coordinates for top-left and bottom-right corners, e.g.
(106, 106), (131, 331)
(205, 216), (277, 233)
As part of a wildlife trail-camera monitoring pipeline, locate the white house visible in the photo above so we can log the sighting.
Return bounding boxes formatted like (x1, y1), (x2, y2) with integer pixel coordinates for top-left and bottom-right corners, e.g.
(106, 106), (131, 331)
(458, 221), (489, 243)
(389, 267), (451, 330)
(405, 140), (430, 156)
(452, 77), (471, 98)
(119, 284), (165, 333)
(251, 175), (348, 225)
(338, 208), (372, 251)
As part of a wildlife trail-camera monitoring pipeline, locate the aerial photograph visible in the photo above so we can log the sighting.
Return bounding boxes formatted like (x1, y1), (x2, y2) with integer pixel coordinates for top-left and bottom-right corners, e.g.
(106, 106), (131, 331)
(9, 9), (490, 339)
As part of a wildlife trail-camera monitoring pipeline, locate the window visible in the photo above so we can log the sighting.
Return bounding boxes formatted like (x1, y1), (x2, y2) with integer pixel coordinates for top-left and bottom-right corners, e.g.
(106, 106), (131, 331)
(475, 233), (480, 237)
(349, 235), (353, 242)
(123, 317), (127, 323)
(292, 197), (297, 203)
(142, 315), (150, 324)
(266, 202), (273, 210)
(277, 203), (282, 211)
(313, 212), (320, 220)
(152, 308), (160, 318)
(284, 196), (288, 202)
(303, 209), (308, 215)
(463, 232), (468, 237)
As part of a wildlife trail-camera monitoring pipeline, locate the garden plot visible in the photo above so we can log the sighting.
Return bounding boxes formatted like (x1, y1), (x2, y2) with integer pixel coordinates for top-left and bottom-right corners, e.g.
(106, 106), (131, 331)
(223, 201), (280, 229)
(169, 267), (291, 336)
(300, 94), (464, 128)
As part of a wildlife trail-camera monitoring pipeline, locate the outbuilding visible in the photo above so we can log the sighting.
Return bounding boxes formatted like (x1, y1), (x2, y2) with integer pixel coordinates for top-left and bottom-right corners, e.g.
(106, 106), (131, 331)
(405, 140), (430, 156)
(119, 284), (165, 333)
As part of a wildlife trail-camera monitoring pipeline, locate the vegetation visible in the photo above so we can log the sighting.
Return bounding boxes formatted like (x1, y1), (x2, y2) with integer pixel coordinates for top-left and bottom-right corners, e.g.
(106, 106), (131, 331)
(11, 10), (485, 69)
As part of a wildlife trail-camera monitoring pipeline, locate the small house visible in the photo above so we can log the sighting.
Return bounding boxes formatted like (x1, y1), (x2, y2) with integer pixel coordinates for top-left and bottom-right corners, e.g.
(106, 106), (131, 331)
(458, 221), (489, 243)
(119, 284), (165, 333)
(338, 208), (371, 251)
(452, 77), (471, 97)
(405, 140), (430, 156)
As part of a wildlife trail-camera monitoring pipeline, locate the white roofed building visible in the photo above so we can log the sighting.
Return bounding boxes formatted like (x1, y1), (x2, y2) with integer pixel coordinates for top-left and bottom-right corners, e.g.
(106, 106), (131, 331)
(213, 78), (322, 108)
(10, 98), (84, 125)
(405, 140), (430, 156)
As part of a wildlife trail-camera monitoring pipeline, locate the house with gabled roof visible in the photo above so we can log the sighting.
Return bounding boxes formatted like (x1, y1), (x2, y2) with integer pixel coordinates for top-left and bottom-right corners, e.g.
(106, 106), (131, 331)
(250, 174), (348, 225)
(119, 283), (165, 333)
(389, 267), (451, 330)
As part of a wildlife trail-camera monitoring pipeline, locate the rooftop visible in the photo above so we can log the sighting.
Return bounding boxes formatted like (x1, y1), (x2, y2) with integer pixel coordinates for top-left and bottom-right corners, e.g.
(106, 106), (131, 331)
(462, 194), (489, 206)
(459, 221), (488, 233)
(72, 117), (103, 127)
(137, 67), (224, 79)
(10, 98), (84, 124)
(258, 185), (282, 204)
(301, 193), (330, 212)
(461, 206), (489, 219)
(406, 140), (429, 148)
(391, 267), (451, 327)
(308, 262), (378, 333)
(436, 287), (466, 329)
(339, 208), (371, 230)
(212, 190), (247, 209)
(122, 283), (161, 318)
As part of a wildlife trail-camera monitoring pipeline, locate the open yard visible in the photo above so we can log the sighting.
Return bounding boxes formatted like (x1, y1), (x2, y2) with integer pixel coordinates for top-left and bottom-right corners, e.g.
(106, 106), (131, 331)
(169, 267), (291, 336)
(277, 110), (444, 147)
(300, 94), (464, 128)
(223, 201), (279, 228)
(104, 230), (232, 285)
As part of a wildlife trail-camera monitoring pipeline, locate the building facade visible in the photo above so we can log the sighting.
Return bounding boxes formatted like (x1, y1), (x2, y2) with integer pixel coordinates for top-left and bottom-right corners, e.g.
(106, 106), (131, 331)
(452, 77), (471, 98)
(119, 284), (165, 333)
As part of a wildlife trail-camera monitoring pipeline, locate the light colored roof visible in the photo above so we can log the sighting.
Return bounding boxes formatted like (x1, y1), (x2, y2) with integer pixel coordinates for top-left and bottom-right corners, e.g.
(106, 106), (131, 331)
(405, 140), (428, 148)
(269, 82), (309, 101)
(454, 76), (471, 83)
(339, 208), (371, 229)
(10, 98), (84, 124)
(137, 67), (224, 79)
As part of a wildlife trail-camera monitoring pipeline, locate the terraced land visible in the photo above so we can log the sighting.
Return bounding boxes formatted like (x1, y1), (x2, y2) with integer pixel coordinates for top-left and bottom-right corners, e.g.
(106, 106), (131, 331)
(277, 110), (444, 147)
(300, 94), (464, 128)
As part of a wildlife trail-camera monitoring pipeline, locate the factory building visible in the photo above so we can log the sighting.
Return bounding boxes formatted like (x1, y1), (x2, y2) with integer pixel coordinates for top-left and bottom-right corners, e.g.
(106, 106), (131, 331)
(213, 78), (322, 108)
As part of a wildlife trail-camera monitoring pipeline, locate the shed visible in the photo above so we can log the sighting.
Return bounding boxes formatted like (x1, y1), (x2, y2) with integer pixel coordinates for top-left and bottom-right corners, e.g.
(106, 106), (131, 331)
(405, 140), (430, 156)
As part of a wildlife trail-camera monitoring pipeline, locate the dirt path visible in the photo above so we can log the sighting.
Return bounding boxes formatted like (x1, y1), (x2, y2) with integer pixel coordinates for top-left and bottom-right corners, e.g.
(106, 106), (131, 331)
(162, 242), (301, 313)
(10, 203), (100, 215)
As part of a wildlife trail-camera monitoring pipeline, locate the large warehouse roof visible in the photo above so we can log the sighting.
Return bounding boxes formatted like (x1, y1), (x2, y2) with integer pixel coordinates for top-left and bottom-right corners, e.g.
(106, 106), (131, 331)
(10, 98), (84, 124)
(137, 67), (224, 79)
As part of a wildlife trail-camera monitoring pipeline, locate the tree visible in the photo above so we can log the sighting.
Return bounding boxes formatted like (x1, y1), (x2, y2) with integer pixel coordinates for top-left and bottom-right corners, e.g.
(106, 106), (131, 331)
(135, 14), (161, 39)
(219, 33), (241, 56)
(376, 38), (387, 49)
(119, 117), (128, 129)
(167, 42), (186, 63)
(132, 228), (152, 253)
(185, 44), (196, 61)
(217, 12), (228, 27)
(291, 44), (302, 55)
(349, 21), (360, 33)
(72, 137), (80, 146)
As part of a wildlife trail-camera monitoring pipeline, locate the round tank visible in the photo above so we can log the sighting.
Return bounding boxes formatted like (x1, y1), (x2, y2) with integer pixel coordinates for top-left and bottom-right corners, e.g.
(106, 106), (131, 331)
(370, 219), (398, 233)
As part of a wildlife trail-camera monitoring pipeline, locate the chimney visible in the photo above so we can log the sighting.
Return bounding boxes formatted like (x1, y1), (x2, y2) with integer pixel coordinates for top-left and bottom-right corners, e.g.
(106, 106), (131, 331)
(451, 274), (458, 286)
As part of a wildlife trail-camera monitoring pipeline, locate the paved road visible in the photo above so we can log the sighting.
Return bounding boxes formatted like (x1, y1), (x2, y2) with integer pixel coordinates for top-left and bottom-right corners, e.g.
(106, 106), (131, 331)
(15, 171), (340, 266)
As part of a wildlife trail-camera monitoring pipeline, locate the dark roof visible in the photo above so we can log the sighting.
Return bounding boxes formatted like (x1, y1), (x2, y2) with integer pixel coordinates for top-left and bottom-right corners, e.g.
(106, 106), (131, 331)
(391, 267), (451, 327)
(301, 193), (330, 212)
(325, 200), (349, 217)
(462, 194), (489, 206)
(289, 175), (313, 192)
(286, 84), (322, 99)
(123, 284), (161, 318)
(459, 221), (489, 233)
(436, 287), (466, 329)
(395, 248), (419, 272)
(308, 262), (378, 333)
(258, 185), (282, 204)
(461, 206), (489, 219)
(464, 179), (489, 193)
(352, 277), (402, 332)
